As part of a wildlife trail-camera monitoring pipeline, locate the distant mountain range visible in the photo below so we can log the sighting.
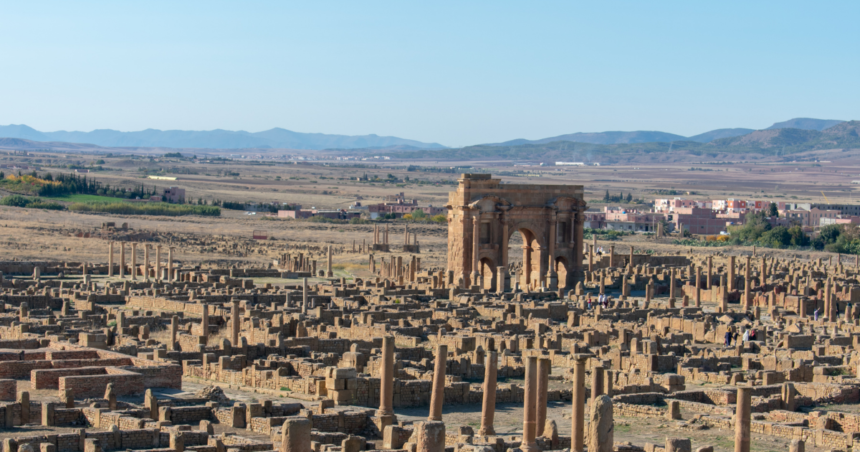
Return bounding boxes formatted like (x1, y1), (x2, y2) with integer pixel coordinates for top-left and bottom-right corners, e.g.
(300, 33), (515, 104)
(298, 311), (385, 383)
(0, 124), (446, 150)
(387, 119), (860, 162)
(484, 118), (844, 146)
(0, 118), (850, 157)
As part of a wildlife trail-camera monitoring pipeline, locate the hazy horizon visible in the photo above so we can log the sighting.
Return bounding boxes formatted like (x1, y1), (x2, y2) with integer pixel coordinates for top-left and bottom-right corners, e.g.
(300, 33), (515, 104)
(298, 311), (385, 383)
(2, 1), (859, 147)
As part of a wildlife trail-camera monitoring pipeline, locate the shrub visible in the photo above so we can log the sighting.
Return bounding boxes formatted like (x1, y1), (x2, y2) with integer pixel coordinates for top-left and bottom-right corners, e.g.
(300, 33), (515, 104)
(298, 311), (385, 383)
(0, 195), (65, 210)
(68, 202), (219, 216)
(0, 195), (31, 208)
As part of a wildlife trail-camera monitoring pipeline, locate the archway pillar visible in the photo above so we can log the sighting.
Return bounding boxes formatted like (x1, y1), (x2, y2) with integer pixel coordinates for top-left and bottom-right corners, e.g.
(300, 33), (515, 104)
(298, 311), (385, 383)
(470, 212), (481, 288)
(500, 208), (510, 267)
(546, 211), (559, 290)
(573, 211), (585, 283)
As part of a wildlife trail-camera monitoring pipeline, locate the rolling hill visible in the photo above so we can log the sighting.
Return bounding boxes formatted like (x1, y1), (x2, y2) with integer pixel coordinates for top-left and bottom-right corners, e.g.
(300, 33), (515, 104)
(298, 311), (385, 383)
(484, 118), (845, 147)
(766, 118), (845, 131)
(0, 125), (446, 150)
(387, 121), (860, 162)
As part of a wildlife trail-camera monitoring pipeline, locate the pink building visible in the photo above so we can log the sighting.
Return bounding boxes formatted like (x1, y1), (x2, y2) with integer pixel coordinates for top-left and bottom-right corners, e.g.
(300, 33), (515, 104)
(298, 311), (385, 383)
(583, 212), (606, 229)
(671, 207), (728, 235)
(278, 209), (359, 220)
(162, 186), (185, 203)
(726, 199), (747, 212)
(784, 208), (842, 227)
(654, 198), (698, 213)
(368, 203), (444, 219)
(604, 208), (664, 232)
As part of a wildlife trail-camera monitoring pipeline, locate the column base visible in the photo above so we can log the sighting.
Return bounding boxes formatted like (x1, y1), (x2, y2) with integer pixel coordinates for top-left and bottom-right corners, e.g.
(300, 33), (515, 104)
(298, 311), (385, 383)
(470, 272), (480, 288)
(371, 413), (397, 437)
(478, 427), (495, 436)
(546, 273), (558, 290)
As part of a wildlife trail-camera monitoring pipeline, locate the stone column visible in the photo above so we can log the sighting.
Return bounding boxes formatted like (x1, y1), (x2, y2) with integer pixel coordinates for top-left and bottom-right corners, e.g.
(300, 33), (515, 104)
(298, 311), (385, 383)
(744, 256), (751, 310)
(501, 214), (509, 266)
(782, 382), (795, 411)
(156, 245), (162, 281)
(280, 418), (311, 452)
(471, 214), (480, 288)
(201, 304), (209, 339)
(144, 245), (150, 281)
(735, 386), (751, 452)
(378, 336), (396, 419)
(19, 391), (30, 424)
(479, 351), (498, 436)
(591, 365), (604, 404)
(588, 244), (594, 273)
(428, 344), (447, 421)
(573, 212), (584, 280)
(231, 299), (240, 346)
(108, 242), (114, 276)
(728, 255), (736, 292)
(170, 316), (178, 351)
(546, 214), (558, 290)
(588, 395), (613, 452)
(167, 247), (174, 282)
(521, 356), (539, 452)
(536, 356), (550, 436)
(628, 245), (634, 270)
(119, 243), (125, 278)
(789, 440), (804, 452)
(695, 266), (701, 307)
(571, 355), (587, 452)
(707, 255), (713, 288)
(302, 278), (308, 314)
(131, 243), (137, 280)
(669, 268), (676, 302)
(326, 245), (333, 278)
(496, 267), (507, 294)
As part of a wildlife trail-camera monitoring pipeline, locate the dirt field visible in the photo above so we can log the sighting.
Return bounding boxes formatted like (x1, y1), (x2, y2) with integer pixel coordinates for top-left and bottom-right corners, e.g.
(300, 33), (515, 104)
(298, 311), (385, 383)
(0, 147), (854, 271)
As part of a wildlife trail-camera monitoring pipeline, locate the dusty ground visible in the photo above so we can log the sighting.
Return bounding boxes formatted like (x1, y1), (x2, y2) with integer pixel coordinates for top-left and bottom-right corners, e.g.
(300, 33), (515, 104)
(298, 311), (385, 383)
(0, 150), (854, 449)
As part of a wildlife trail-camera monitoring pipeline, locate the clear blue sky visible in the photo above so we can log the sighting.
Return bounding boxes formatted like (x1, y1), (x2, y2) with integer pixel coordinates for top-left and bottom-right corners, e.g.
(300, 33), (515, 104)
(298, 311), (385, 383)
(2, 1), (858, 147)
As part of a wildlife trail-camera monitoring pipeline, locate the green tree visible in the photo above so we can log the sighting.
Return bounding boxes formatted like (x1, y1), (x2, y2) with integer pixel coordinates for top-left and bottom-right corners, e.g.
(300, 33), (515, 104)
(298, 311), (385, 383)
(603, 190), (610, 202)
(759, 226), (791, 248)
(626, 192), (633, 202)
(788, 226), (809, 247)
(729, 211), (771, 243)
(768, 202), (779, 217)
(819, 224), (842, 244)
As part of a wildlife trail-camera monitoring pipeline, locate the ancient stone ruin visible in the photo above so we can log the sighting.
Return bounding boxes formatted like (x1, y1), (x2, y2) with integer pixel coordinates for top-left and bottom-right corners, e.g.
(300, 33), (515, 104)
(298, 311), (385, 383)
(0, 174), (854, 452)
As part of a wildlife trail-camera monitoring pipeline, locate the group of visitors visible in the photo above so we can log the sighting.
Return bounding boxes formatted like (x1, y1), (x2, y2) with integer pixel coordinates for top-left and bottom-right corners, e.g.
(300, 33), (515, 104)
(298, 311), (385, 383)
(586, 293), (612, 309)
(724, 328), (757, 346)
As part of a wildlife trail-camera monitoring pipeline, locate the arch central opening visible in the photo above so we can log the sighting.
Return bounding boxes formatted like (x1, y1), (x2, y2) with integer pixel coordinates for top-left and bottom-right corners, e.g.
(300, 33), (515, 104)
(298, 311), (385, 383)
(506, 228), (543, 291)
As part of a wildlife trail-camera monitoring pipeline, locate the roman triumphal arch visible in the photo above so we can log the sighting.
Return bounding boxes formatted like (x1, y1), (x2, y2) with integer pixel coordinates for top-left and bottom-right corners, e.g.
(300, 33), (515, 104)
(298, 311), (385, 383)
(445, 173), (586, 291)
